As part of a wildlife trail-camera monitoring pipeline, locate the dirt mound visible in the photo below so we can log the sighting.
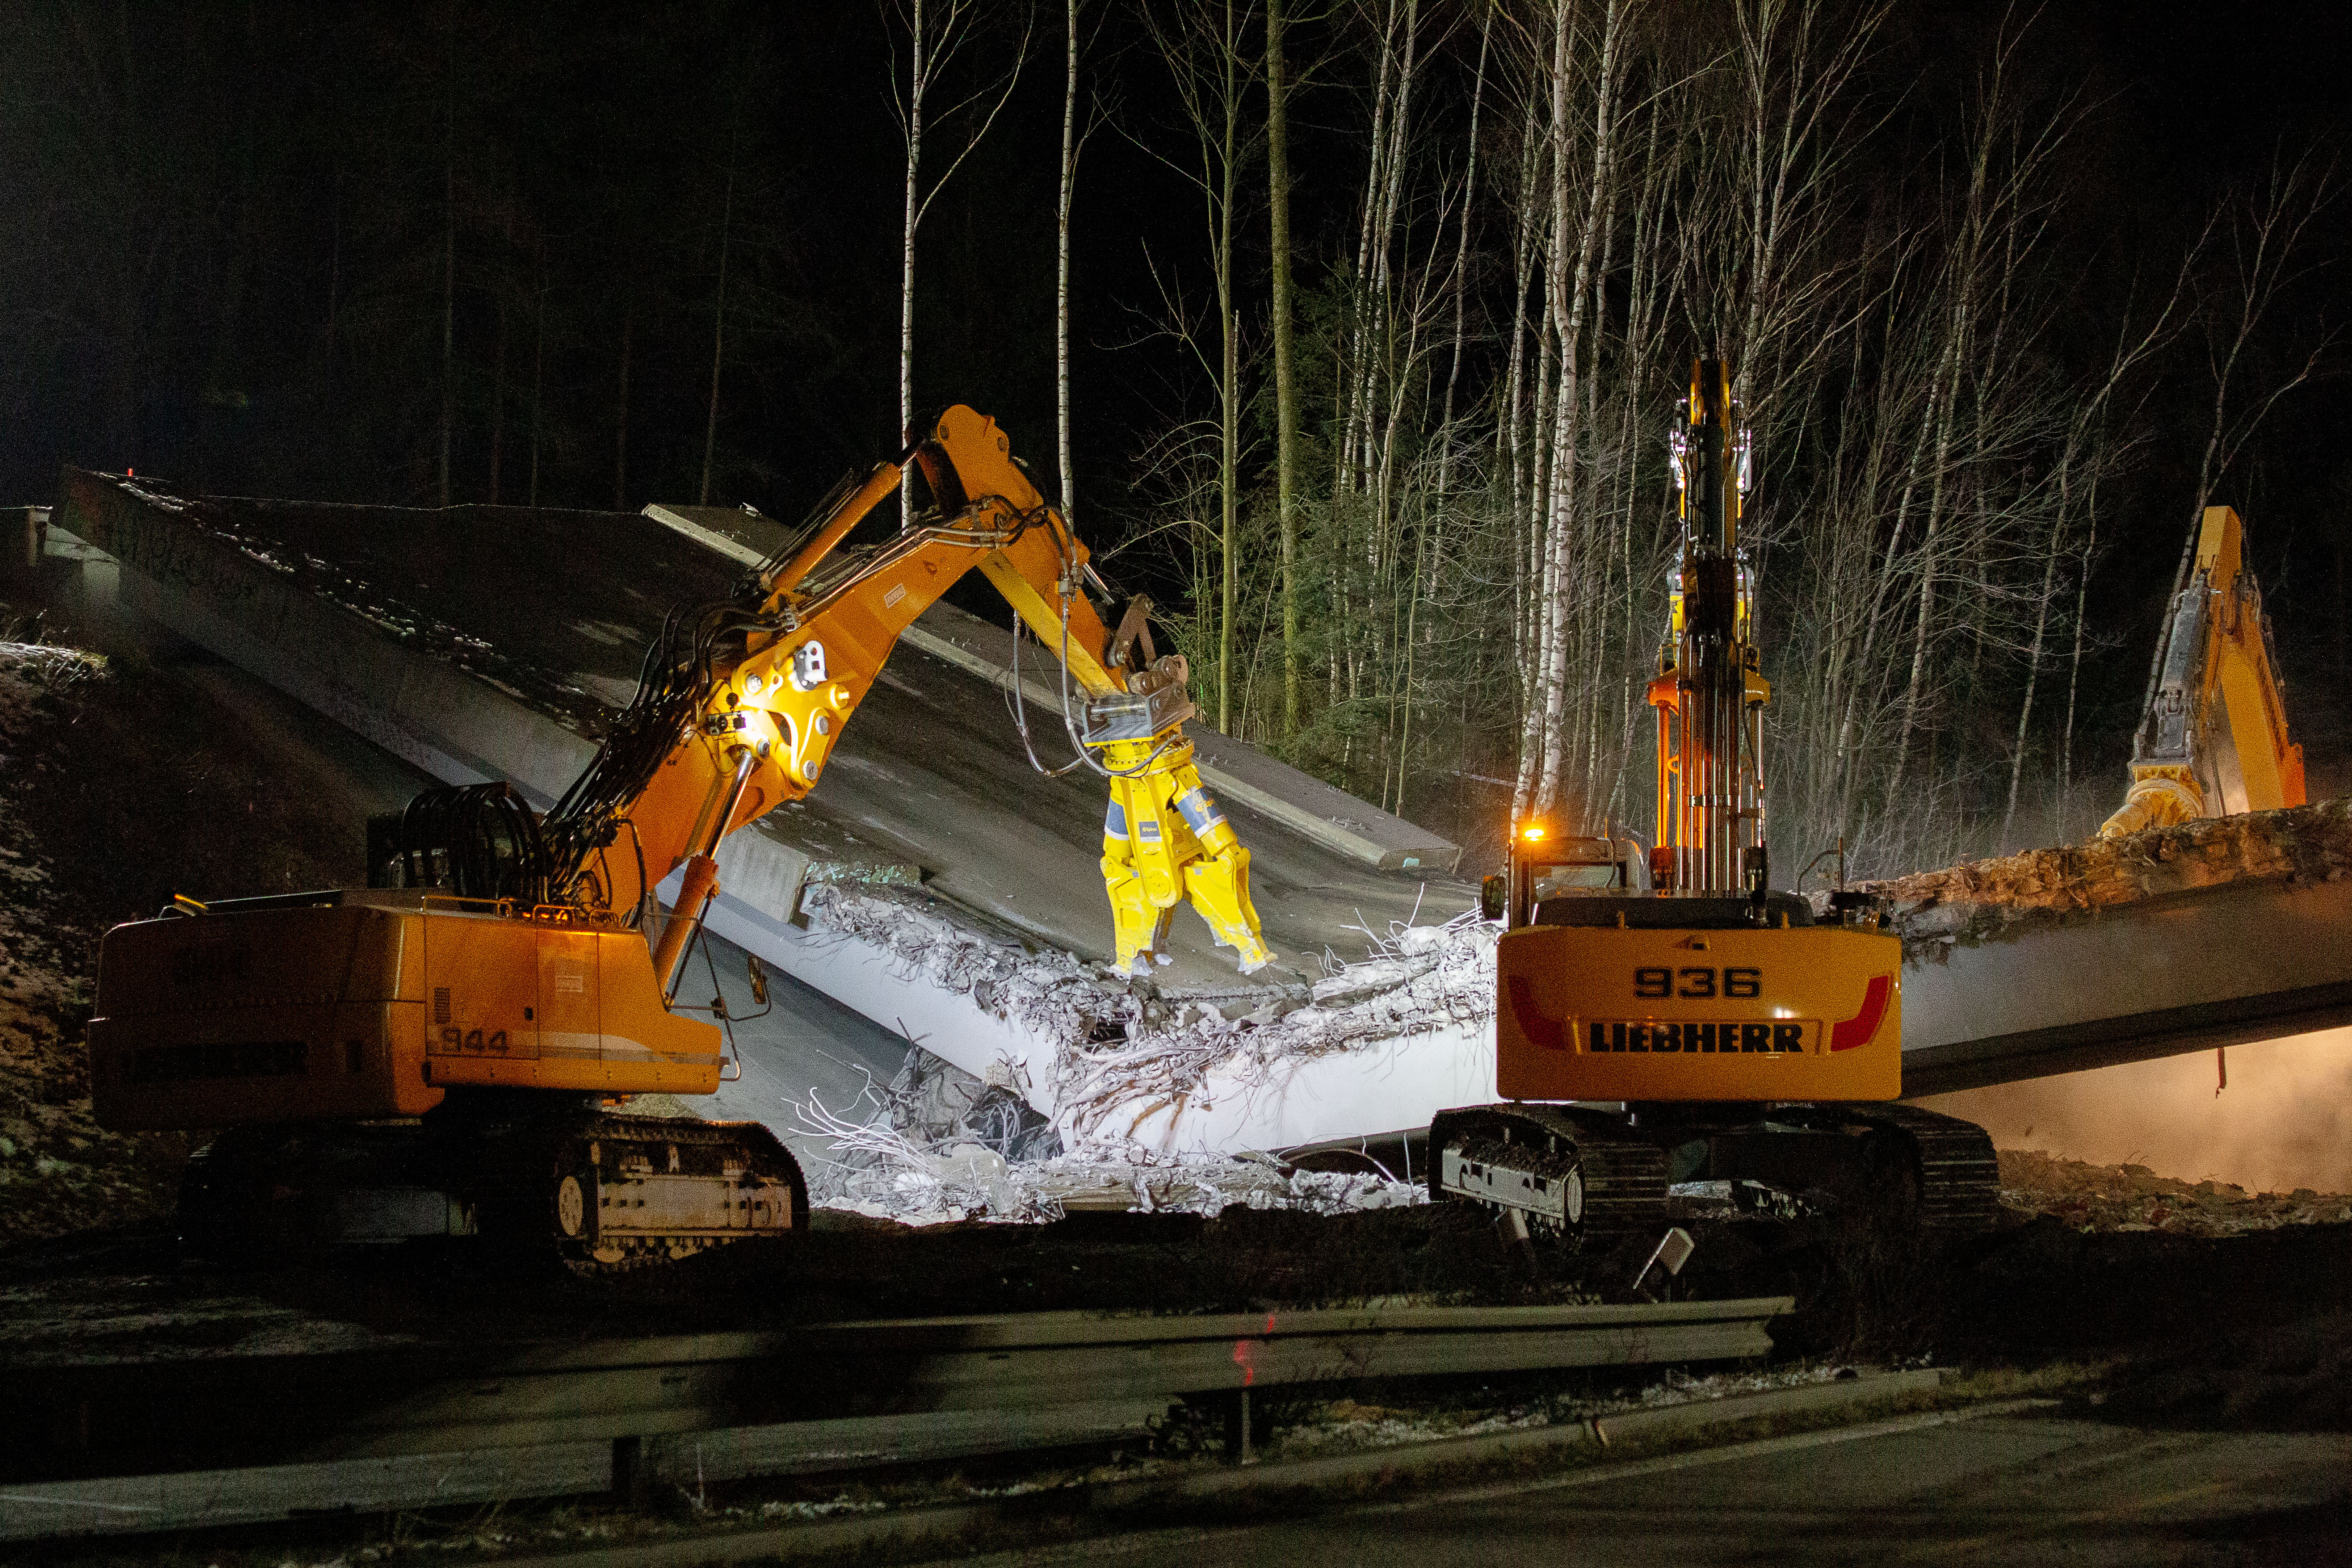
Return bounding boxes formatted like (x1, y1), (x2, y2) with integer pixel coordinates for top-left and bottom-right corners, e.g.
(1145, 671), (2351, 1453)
(1995, 1147), (2352, 1237)
(0, 616), (370, 1250)
(0, 639), (181, 1245)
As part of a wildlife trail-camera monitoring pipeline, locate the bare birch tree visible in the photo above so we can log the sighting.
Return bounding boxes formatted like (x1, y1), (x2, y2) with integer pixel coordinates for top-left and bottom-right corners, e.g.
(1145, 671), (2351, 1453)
(1144, 0), (1260, 733)
(889, 0), (1029, 518)
(1267, 0), (1302, 739)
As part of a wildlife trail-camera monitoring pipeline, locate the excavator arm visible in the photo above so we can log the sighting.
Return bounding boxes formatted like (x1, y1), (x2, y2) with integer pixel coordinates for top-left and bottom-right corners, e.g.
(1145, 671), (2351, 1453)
(2100, 506), (2306, 839)
(576, 405), (1269, 982)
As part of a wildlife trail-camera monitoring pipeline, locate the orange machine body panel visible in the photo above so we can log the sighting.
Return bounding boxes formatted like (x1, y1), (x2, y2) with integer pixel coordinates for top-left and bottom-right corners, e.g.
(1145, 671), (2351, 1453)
(1494, 922), (1903, 1103)
(89, 892), (723, 1130)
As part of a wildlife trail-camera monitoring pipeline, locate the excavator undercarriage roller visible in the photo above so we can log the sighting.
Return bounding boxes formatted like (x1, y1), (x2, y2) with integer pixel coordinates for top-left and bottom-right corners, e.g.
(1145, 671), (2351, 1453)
(1431, 1105), (1671, 1243)
(177, 1100), (807, 1275)
(1430, 1100), (1997, 1239)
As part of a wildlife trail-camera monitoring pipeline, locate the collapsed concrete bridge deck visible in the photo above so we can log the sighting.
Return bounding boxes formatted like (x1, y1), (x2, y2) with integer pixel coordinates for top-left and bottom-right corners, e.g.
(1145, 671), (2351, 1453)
(45, 469), (2352, 1159)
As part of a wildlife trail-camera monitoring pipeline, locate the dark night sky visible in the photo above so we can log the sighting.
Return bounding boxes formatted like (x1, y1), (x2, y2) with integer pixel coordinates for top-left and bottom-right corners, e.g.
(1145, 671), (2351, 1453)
(3, 0), (2348, 796)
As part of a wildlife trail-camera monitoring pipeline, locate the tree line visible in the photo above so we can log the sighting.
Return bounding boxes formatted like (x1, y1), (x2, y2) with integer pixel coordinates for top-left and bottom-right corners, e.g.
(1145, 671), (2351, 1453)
(1110, 0), (2340, 875)
(0, 1), (2340, 878)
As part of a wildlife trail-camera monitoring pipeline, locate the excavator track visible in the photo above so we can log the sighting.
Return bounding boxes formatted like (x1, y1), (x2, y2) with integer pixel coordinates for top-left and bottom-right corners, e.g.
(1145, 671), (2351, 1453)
(176, 1104), (807, 1275)
(1428, 1100), (1999, 1241)
(1659, 1100), (2003, 1233)
(1832, 1102), (2001, 1232)
(1430, 1104), (1671, 1241)
(528, 1112), (808, 1277)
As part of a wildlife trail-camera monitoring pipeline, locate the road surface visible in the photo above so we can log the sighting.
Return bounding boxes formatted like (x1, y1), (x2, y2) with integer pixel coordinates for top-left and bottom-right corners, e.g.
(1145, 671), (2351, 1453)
(964, 1410), (2352, 1567)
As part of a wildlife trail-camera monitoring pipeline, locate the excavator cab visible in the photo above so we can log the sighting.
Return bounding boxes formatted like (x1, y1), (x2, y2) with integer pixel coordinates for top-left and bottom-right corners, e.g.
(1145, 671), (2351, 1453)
(1479, 828), (1645, 927)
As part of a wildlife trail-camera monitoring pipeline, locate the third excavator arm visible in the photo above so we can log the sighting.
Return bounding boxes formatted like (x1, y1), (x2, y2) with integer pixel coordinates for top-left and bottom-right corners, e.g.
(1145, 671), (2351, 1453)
(552, 402), (1272, 980)
(2101, 505), (2306, 839)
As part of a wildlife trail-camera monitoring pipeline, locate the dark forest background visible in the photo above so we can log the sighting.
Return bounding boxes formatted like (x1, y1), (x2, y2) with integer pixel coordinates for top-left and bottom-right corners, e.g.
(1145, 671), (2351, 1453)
(2, 0), (2347, 877)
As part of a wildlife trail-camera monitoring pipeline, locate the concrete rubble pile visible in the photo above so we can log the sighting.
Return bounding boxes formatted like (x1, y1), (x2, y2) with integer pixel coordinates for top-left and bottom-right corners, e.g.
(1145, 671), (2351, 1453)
(785, 964), (1430, 1232)
(1996, 1149), (2352, 1237)
(794, 882), (1497, 1186)
(1854, 799), (2352, 954)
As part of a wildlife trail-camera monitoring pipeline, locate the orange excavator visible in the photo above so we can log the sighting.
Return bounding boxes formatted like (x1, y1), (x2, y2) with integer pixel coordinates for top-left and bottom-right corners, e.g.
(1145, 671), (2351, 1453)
(86, 408), (1271, 1270)
(2100, 505), (2305, 838)
(1430, 363), (1998, 1242)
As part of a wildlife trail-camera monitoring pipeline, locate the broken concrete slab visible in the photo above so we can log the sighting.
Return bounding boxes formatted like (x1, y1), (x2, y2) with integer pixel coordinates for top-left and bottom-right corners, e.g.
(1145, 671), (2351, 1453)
(1869, 801), (2352, 1094)
(640, 500), (797, 567)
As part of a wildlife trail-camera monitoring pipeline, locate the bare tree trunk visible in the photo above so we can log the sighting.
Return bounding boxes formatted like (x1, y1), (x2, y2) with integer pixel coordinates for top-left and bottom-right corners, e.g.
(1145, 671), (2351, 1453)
(2000, 509), (2063, 847)
(323, 173), (342, 378)
(1533, 0), (1626, 818)
(893, 0), (1029, 521)
(1886, 346), (1957, 806)
(1057, 0), (1082, 523)
(700, 164), (735, 506)
(439, 52), (455, 509)
(488, 291), (507, 504)
(899, 0), (928, 520)
(1339, 8), (1398, 493)
(1434, 7), (1491, 502)
(1217, 0), (1240, 734)
(2059, 475), (2098, 834)
(1267, 0), (1301, 739)
(527, 243), (545, 508)
(612, 304), (632, 511)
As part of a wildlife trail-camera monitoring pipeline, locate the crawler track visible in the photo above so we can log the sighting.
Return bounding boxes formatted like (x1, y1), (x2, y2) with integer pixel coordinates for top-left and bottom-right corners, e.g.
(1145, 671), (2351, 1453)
(1839, 1102), (2001, 1231)
(1432, 1100), (2000, 1237)
(1431, 1104), (1672, 1240)
(178, 1102), (807, 1274)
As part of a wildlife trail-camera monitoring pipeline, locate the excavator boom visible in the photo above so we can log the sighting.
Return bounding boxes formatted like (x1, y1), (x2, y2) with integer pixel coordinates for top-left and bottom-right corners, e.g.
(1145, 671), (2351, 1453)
(2101, 505), (2306, 838)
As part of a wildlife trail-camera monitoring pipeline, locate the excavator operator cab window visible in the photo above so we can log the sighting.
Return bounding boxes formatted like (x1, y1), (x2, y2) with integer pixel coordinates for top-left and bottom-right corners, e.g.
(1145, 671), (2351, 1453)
(1492, 835), (1638, 928)
(1532, 860), (1623, 897)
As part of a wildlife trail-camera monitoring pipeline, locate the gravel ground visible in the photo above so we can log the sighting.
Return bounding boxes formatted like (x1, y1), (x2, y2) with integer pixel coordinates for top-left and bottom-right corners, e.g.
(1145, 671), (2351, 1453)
(1996, 1147), (2352, 1237)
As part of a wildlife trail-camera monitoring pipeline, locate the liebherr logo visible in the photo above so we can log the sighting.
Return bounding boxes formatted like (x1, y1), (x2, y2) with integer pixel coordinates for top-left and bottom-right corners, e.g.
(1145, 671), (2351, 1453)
(1504, 971), (1896, 1055)
(1588, 1019), (1812, 1053)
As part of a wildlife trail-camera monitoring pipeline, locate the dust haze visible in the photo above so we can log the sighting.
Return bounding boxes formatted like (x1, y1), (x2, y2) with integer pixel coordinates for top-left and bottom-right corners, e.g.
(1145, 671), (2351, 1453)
(1919, 1028), (2352, 1193)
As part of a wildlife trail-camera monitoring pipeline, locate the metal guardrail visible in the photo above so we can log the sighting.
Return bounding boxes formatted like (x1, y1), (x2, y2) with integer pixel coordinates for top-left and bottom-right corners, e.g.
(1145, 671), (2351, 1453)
(1, 1295), (1788, 1541)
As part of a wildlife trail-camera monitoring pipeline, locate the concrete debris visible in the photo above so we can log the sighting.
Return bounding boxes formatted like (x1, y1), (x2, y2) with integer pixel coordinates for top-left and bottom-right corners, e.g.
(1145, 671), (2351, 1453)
(1847, 799), (2352, 956)
(787, 1043), (1424, 1227)
(1996, 1148), (2352, 1237)
(0, 638), (105, 688)
(798, 882), (1498, 1153)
